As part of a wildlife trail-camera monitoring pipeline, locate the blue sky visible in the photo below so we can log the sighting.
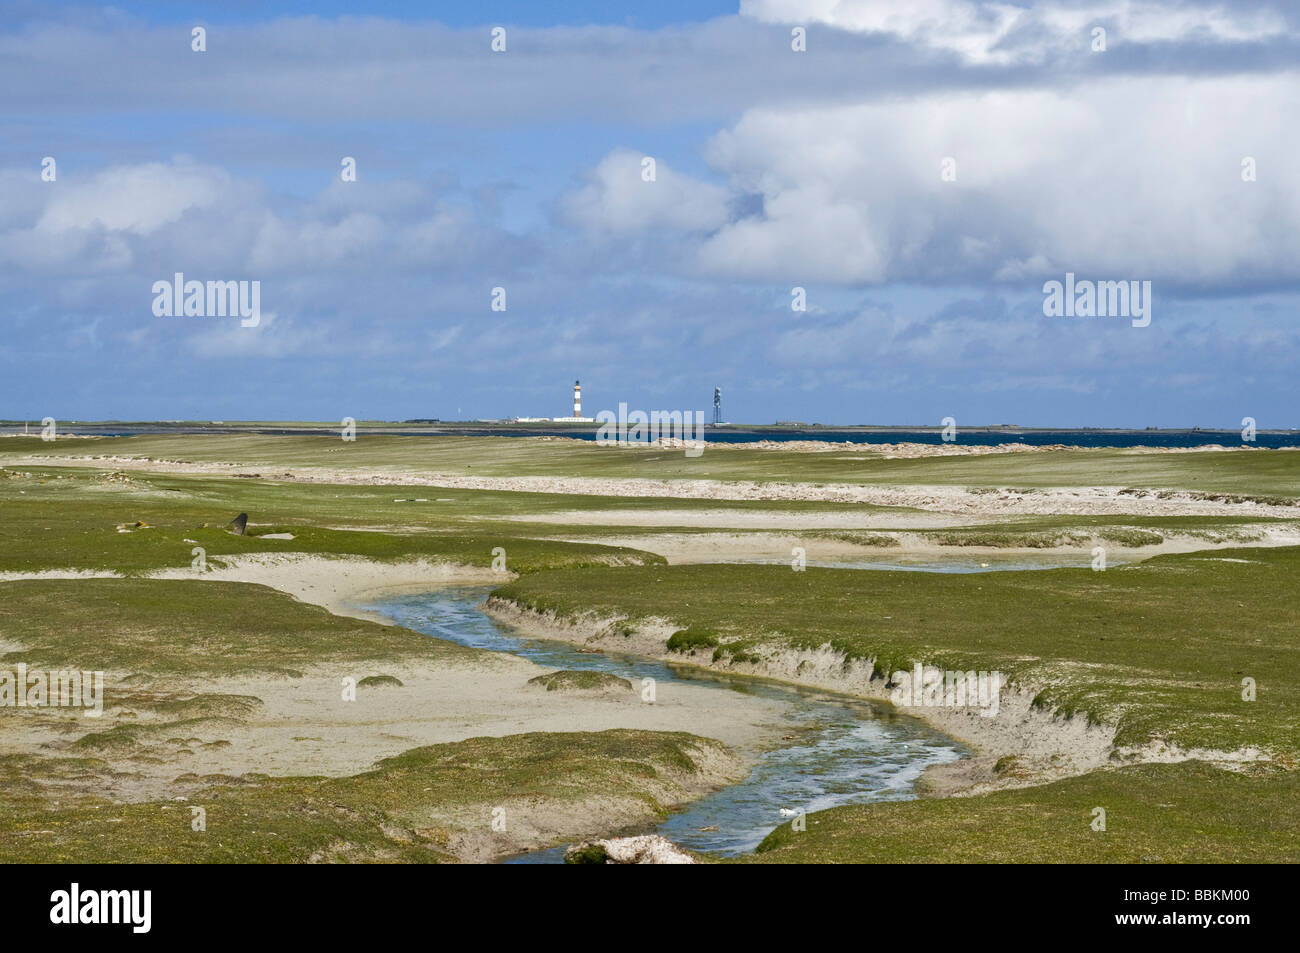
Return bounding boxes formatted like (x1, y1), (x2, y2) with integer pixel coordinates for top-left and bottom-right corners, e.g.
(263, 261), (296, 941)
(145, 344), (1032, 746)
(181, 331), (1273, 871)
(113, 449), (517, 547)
(2, 1), (1298, 427)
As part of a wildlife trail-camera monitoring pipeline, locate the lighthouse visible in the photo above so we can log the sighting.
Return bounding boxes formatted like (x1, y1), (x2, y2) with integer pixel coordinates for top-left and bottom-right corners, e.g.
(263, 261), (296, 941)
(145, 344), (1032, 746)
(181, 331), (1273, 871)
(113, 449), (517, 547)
(553, 378), (593, 422)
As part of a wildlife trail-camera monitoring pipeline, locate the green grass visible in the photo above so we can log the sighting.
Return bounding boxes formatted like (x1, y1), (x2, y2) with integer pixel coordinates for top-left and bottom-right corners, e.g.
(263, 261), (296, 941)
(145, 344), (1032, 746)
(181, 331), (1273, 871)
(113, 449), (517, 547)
(747, 761), (1300, 863)
(666, 627), (721, 653)
(808, 531), (901, 547)
(919, 527), (1163, 548)
(924, 529), (1095, 548)
(0, 494), (665, 576)
(494, 548), (1300, 754)
(0, 578), (478, 676)
(357, 675), (404, 689)
(914, 514), (1287, 547)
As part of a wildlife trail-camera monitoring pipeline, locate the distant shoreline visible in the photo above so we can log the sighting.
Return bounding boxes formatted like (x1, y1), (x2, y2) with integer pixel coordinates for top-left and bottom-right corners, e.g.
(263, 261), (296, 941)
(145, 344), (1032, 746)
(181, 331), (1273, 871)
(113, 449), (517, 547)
(2, 421), (1298, 449)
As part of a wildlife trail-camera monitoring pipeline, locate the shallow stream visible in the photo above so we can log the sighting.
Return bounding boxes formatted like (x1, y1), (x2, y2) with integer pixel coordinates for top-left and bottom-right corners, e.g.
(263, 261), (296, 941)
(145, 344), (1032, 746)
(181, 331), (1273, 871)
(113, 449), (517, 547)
(362, 587), (966, 863)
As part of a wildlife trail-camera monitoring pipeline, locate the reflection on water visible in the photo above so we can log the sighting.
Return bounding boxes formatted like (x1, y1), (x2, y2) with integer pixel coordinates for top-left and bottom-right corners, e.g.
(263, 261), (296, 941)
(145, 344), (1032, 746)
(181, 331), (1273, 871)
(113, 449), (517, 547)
(363, 587), (965, 863)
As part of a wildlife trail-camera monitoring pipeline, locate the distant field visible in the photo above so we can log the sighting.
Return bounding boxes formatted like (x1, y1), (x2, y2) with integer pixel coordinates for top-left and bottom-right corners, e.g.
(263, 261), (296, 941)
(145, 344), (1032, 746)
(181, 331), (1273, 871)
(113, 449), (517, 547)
(0, 467), (670, 575)
(7, 433), (1300, 498)
(1, 463), (1290, 575)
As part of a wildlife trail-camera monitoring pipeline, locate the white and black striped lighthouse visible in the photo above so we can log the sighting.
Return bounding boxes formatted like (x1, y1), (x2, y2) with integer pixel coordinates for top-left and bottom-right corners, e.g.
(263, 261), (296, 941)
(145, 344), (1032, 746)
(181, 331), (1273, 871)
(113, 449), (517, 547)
(573, 380), (582, 418)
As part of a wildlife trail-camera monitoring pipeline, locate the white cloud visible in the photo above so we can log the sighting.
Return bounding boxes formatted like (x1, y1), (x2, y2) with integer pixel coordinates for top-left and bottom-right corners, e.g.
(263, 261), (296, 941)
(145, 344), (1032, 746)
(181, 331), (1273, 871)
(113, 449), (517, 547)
(589, 73), (1300, 288)
(561, 148), (730, 235)
(36, 159), (230, 235)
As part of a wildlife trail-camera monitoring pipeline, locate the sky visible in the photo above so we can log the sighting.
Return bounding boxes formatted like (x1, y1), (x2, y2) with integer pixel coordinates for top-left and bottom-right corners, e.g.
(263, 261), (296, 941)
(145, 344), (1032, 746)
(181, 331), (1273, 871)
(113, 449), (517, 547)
(2, 0), (1298, 428)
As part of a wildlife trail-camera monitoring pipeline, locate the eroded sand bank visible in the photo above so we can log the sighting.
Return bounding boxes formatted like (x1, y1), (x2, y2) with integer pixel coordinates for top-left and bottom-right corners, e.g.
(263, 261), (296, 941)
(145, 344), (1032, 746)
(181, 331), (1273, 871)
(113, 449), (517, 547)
(480, 595), (1270, 799)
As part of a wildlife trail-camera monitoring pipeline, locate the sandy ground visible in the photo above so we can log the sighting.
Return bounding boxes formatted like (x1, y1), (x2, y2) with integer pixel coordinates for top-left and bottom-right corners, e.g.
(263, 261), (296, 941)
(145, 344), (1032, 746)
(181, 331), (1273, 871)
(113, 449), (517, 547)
(0, 557), (797, 808)
(123, 654), (791, 803)
(152, 554), (509, 623)
(12, 451), (1300, 518)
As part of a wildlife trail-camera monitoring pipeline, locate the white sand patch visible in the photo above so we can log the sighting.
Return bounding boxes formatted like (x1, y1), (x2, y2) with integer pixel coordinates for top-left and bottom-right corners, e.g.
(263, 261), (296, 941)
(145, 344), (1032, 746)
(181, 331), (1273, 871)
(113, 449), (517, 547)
(117, 656), (792, 801)
(0, 569), (121, 582)
(147, 554), (510, 623)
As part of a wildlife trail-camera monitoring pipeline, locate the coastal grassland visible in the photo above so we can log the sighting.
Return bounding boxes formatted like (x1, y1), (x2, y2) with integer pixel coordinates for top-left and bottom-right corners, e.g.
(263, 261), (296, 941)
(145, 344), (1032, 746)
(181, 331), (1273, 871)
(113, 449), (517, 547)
(0, 575), (741, 861)
(9, 433), (1300, 498)
(0, 467), (672, 574)
(0, 730), (730, 863)
(748, 760), (1299, 863)
(2, 464), (1290, 572)
(1, 577), (480, 795)
(0, 463), (932, 573)
(912, 514), (1291, 549)
(491, 547), (1300, 755)
(811, 513), (1294, 550)
(0, 460), (911, 520)
(0, 578), (482, 675)
(4, 439), (1297, 864)
(0, 577), (485, 809)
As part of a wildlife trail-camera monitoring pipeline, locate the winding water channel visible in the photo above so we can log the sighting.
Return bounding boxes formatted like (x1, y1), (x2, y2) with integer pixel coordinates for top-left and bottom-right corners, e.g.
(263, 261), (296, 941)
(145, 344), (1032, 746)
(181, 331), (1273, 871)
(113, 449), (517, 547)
(361, 586), (967, 863)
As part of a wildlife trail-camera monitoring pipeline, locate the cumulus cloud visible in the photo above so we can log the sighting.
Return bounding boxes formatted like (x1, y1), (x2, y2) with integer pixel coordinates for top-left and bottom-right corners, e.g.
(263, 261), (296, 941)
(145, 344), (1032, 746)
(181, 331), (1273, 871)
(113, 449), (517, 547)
(35, 160), (231, 235)
(561, 148), (731, 235)
(0, 158), (526, 280)
(562, 74), (1300, 290)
